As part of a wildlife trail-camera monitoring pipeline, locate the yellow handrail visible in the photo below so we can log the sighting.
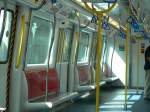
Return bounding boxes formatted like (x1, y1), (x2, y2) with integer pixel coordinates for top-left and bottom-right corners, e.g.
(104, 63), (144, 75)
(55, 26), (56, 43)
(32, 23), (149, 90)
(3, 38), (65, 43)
(73, 32), (79, 64)
(83, 2), (116, 112)
(16, 15), (25, 69)
(125, 23), (129, 110)
(84, 2), (116, 15)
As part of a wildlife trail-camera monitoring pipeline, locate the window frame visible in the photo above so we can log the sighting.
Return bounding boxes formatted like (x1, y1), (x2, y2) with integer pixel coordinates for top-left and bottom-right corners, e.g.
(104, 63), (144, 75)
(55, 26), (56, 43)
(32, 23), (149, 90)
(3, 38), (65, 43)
(25, 12), (54, 69)
(0, 8), (13, 64)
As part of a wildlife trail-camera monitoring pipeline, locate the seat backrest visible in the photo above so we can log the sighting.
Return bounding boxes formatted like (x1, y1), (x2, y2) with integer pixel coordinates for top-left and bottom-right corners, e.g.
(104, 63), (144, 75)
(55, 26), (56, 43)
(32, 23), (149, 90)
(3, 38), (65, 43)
(25, 68), (59, 100)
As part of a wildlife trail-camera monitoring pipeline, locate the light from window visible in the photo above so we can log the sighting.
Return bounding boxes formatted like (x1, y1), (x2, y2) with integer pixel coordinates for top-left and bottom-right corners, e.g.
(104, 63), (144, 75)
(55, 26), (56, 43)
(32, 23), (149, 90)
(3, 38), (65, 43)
(108, 47), (126, 84)
(26, 16), (53, 65)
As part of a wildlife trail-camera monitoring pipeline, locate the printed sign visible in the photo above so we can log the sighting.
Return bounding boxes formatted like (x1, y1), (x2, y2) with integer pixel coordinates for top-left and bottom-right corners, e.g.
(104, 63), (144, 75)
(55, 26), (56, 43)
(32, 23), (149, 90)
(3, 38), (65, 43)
(91, 15), (98, 23)
(119, 30), (126, 39)
(102, 21), (110, 30)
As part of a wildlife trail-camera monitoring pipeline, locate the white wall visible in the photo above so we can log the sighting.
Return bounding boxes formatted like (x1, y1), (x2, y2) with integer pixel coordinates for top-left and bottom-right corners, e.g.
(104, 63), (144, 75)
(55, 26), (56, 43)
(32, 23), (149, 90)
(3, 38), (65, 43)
(104, 30), (129, 86)
(104, 30), (150, 88)
(131, 39), (150, 88)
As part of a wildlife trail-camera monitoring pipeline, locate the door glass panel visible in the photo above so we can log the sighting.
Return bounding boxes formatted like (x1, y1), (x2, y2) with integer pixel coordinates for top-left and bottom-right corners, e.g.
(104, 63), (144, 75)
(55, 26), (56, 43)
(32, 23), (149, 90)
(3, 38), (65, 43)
(77, 31), (90, 63)
(25, 16), (53, 101)
(26, 16), (53, 65)
(0, 10), (13, 62)
(56, 29), (72, 63)
(62, 29), (72, 62)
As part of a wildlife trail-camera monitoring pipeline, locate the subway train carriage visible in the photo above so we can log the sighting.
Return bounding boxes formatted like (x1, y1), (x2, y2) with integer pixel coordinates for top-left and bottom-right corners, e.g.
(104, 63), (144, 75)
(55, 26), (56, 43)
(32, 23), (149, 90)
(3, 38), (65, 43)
(0, 0), (150, 112)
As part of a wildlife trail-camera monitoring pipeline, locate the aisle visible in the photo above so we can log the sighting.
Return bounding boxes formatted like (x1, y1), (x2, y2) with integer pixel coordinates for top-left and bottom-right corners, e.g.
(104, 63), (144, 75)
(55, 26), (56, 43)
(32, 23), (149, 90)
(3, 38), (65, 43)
(57, 88), (149, 112)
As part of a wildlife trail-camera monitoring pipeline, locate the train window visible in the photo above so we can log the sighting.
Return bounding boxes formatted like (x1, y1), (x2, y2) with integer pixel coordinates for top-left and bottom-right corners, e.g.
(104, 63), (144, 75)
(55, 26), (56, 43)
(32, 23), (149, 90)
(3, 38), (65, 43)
(0, 10), (13, 62)
(26, 16), (53, 65)
(77, 31), (90, 63)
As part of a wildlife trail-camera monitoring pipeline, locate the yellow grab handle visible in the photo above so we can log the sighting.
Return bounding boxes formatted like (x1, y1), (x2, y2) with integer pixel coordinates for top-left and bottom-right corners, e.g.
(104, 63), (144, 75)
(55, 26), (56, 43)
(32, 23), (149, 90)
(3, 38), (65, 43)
(84, 2), (116, 15)
(16, 15), (25, 69)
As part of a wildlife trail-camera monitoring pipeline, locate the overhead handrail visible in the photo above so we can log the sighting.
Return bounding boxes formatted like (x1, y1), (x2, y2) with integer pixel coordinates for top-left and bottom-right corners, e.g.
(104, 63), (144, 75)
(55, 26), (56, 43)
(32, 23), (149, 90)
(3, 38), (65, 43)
(83, 2), (116, 112)
(31, 0), (47, 10)
(84, 2), (116, 15)
(16, 15), (25, 69)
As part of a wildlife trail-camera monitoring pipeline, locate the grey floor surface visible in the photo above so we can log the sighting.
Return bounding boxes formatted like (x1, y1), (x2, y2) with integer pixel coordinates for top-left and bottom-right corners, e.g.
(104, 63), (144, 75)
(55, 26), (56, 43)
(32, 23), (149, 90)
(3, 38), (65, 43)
(57, 87), (150, 112)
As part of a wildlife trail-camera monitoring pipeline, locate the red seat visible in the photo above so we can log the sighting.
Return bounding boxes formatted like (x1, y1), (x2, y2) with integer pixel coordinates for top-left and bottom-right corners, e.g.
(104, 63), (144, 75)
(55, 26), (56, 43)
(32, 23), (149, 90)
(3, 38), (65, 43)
(41, 69), (59, 93)
(25, 68), (59, 100)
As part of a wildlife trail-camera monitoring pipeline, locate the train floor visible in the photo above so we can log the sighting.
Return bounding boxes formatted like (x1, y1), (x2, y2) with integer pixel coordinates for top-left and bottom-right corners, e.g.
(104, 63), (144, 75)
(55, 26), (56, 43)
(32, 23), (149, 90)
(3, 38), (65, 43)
(57, 87), (150, 112)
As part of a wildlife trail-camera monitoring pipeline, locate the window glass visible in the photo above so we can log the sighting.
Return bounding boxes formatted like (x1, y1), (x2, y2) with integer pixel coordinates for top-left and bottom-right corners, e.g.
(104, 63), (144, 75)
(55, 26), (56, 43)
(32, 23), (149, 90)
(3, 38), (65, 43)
(0, 10), (13, 62)
(77, 31), (90, 63)
(26, 16), (53, 65)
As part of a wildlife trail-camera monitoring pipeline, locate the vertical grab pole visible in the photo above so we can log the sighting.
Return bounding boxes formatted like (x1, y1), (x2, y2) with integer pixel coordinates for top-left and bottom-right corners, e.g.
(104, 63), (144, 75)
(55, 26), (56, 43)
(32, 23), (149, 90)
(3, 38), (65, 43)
(74, 32), (79, 64)
(83, 3), (116, 112)
(16, 15), (25, 68)
(96, 14), (103, 112)
(136, 39), (140, 94)
(125, 23), (129, 110)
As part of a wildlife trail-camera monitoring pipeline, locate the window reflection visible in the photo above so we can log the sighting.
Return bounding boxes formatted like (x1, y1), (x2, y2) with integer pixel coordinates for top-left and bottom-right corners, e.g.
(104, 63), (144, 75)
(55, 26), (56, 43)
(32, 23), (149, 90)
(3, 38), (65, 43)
(77, 31), (90, 63)
(0, 10), (13, 62)
(26, 16), (53, 65)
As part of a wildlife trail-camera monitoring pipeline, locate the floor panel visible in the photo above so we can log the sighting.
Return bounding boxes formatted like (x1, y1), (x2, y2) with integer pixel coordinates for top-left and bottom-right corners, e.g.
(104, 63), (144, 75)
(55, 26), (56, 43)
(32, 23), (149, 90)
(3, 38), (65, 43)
(57, 88), (150, 112)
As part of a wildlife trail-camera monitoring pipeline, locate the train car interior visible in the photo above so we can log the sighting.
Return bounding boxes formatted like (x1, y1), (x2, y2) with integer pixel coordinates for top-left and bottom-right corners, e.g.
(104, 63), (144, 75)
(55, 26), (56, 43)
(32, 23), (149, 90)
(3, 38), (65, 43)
(0, 0), (150, 112)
